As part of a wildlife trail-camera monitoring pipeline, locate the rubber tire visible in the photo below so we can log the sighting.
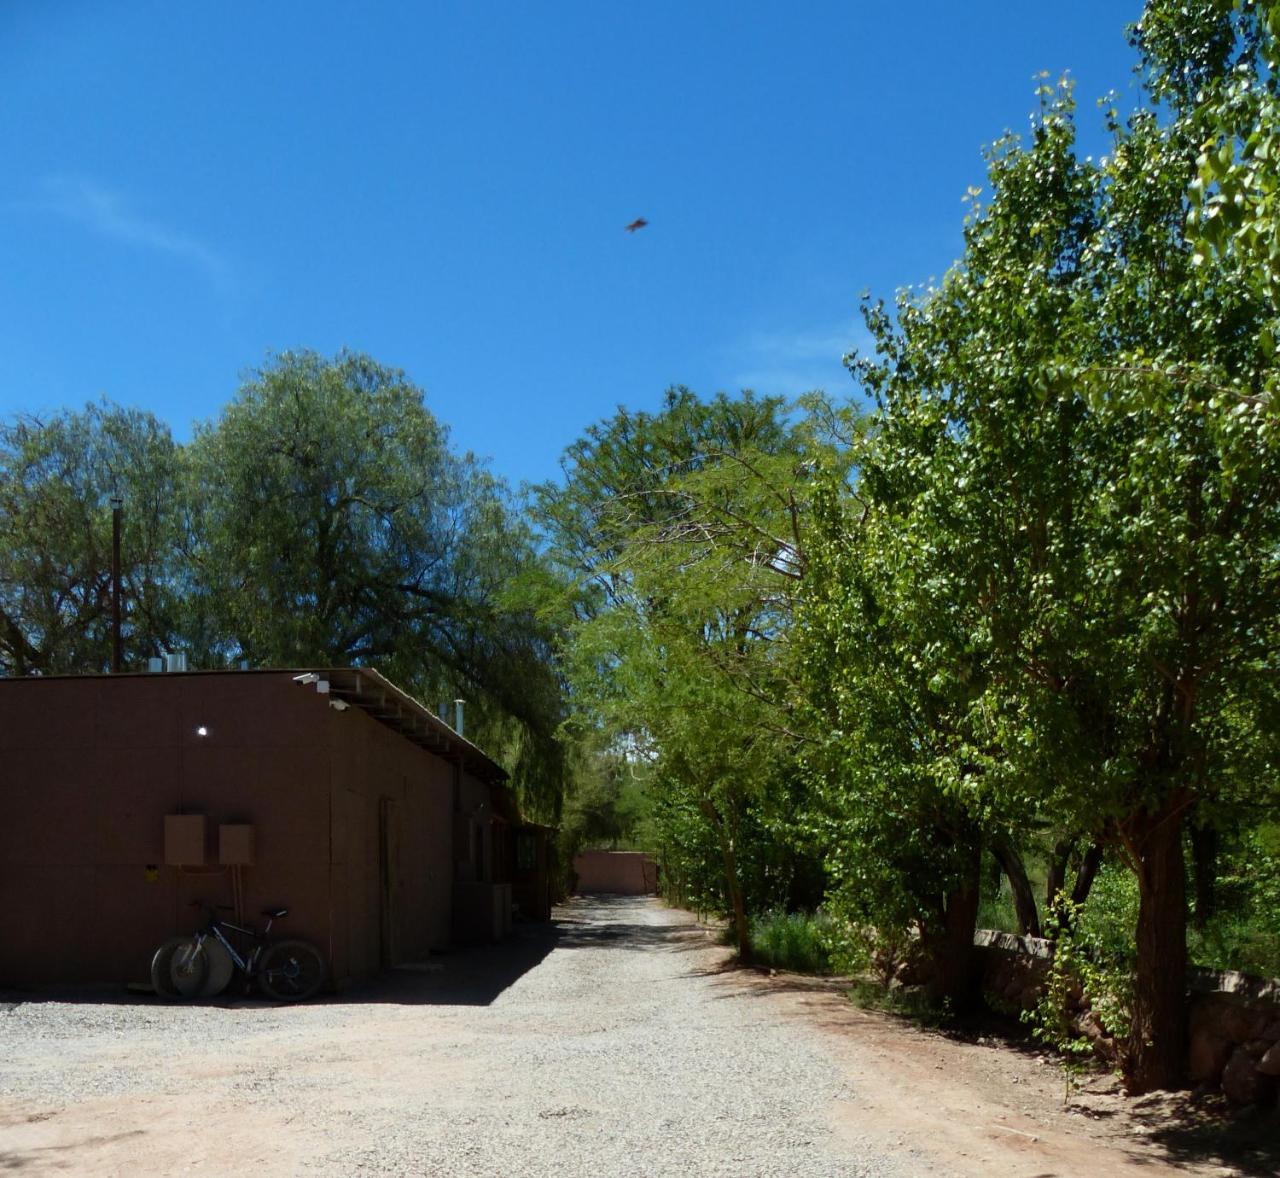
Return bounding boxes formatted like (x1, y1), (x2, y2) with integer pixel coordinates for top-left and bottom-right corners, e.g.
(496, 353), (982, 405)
(170, 938), (209, 998)
(257, 940), (327, 1003)
(195, 937), (235, 998)
(150, 937), (190, 999)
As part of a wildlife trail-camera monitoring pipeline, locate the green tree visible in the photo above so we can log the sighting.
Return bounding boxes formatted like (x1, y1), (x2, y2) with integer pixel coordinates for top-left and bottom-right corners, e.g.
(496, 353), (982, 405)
(0, 402), (184, 674)
(186, 350), (568, 817)
(538, 390), (842, 955)
(804, 5), (1280, 1088)
(1185, 0), (1280, 310)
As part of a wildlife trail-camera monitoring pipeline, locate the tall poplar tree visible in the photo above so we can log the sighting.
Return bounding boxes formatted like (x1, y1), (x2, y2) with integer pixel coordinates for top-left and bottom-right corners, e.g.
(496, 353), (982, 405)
(803, 1), (1280, 1089)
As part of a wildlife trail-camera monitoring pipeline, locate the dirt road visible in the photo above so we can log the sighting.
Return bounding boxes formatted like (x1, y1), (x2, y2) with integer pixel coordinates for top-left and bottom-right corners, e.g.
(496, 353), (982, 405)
(0, 897), (1254, 1175)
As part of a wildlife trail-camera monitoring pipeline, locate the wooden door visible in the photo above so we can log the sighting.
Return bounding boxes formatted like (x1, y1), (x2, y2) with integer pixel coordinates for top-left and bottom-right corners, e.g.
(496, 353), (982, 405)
(378, 796), (399, 968)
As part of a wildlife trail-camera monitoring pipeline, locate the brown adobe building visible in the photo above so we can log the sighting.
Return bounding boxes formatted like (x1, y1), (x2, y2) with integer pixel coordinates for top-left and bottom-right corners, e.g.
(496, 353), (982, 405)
(0, 667), (549, 989)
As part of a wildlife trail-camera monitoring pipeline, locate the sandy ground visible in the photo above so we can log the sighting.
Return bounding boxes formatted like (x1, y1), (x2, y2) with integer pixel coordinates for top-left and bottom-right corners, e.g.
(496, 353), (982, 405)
(2, 897), (1275, 1176)
(708, 967), (1277, 1177)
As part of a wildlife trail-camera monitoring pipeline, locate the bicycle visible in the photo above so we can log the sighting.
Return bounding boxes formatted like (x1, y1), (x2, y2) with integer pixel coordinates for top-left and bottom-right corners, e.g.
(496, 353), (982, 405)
(152, 903), (327, 1003)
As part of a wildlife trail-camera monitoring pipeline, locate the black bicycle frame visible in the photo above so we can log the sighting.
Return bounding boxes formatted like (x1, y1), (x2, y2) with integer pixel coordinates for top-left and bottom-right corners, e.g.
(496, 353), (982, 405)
(195, 915), (271, 974)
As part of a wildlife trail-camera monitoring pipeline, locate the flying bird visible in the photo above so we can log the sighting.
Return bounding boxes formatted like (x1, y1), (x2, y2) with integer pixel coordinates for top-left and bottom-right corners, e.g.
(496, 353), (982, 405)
(624, 218), (648, 233)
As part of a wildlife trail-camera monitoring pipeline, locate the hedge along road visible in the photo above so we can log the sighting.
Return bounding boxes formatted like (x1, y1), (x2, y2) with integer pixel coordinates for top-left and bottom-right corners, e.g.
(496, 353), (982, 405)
(0, 897), (1208, 1177)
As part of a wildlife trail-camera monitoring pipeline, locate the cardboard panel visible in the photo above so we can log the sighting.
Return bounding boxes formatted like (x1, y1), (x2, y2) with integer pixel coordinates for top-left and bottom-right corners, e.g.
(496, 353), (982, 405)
(164, 814), (206, 866)
(219, 824), (255, 865)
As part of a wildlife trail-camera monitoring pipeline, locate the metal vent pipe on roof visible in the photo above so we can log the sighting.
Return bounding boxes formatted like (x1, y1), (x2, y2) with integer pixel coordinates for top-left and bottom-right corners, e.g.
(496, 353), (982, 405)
(165, 651), (188, 673)
(110, 496), (123, 673)
(454, 698), (465, 738)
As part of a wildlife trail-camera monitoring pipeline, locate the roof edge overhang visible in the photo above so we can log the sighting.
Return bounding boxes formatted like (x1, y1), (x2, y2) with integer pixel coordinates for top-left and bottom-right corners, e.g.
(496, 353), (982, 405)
(309, 667), (509, 785)
(0, 665), (509, 785)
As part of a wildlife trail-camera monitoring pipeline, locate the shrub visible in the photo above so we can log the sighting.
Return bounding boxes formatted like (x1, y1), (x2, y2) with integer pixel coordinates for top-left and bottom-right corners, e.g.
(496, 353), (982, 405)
(1189, 826), (1280, 980)
(748, 909), (834, 975)
(1024, 890), (1135, 1098)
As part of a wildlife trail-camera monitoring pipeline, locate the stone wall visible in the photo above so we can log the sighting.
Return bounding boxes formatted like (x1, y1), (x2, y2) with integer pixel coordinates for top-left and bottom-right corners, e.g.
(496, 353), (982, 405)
(974, 929), (1053, 1010)
(972, 929), (1280, 1105)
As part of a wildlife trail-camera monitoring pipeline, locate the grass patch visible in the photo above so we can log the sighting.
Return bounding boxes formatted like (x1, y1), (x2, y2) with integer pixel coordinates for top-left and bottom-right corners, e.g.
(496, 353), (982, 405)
(748, 909), (833, 975)
(845, 978), (953, 1026)
(976, 879), (1020, 935)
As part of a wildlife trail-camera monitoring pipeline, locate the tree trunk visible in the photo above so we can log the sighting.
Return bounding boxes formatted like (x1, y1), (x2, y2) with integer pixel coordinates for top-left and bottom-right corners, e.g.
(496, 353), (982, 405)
(1045, 838), (1073, 916)
(1123, 794), (1189, 1093)
(1070, 841), (1104, 908)
(702, 798), (751, 963)
(924, 846), (982, 1012)
(1189, 823), (1218, 932)
(991, 836), (1041, 937)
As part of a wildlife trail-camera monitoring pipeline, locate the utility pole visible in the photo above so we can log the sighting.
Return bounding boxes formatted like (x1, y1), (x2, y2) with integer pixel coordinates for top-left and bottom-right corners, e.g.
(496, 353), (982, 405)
(110, 495), (123, 673)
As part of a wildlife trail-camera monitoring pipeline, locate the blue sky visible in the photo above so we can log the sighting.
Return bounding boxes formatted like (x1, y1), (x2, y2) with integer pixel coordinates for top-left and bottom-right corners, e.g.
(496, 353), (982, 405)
(1, 1), (1143, 488)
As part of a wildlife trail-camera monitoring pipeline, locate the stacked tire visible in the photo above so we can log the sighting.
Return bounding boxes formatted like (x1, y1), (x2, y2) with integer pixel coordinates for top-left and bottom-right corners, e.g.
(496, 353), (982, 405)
(150, 937), (234, 999)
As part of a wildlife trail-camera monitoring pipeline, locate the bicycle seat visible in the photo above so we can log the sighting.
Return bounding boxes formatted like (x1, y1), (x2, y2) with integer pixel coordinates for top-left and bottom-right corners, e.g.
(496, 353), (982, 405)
(261, 907), (288, 919)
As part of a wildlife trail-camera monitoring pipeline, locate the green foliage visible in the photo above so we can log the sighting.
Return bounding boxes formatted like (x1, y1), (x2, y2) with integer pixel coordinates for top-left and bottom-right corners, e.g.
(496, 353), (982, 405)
(1189, 824), (1280, 977)
(0, 402), (184, 674)
(558, 741), (655, 879)
(1025, 895), (1135, 1099)
(748, 909), (834, 975)
(185, 350), (569, 817)
(801, 2), (1280, 1081)
(538, 389), (851, 949)
(0, 352), (572, 823)
(1073, 865), (1141, 966)
(977, 860), (1020, 936)
(1180, 1), (1280, 308)
(845, 979), (953, 1027)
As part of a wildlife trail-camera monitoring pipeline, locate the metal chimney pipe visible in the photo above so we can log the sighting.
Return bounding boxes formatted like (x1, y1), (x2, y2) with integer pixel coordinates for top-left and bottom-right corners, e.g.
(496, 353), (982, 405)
(110, 496), (123, 673)
(454, 698), (465, 738)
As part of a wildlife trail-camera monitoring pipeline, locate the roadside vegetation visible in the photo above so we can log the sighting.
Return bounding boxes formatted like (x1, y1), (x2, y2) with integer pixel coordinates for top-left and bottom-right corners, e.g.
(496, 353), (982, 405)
(2, 0), (1277, 1098)
(538, 0), (1280, 1097)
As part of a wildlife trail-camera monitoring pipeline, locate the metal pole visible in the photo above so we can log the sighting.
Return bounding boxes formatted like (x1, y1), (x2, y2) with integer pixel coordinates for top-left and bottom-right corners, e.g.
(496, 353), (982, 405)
(110, 496), (123, 673)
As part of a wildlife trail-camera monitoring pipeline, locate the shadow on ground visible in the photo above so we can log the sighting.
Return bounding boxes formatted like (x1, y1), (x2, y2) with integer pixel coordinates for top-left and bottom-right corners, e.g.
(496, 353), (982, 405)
(0, 895), (700, 1012)
(1123, 1095), (1280, 1177)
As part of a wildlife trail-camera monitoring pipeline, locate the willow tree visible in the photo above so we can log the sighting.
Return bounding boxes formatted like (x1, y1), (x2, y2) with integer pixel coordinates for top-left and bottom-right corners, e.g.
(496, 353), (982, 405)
(0, 402), (184, 674)
(185, 350), (567, 818)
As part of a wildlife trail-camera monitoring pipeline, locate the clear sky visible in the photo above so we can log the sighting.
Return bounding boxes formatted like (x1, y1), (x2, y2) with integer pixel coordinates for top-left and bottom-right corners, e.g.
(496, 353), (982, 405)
(1, 1), (1144, 488)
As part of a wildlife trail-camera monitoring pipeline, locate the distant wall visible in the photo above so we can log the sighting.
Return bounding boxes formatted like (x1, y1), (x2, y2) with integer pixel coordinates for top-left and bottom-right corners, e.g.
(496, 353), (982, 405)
(572, 850), (657, 895)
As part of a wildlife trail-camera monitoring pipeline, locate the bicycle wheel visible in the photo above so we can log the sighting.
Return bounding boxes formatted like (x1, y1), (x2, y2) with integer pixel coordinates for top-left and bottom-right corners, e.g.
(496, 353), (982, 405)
(169, 938), (209, 998)
(150, 937), (189, 998)
(257, 939), (327, 1002)
(195, 937), (235, 998)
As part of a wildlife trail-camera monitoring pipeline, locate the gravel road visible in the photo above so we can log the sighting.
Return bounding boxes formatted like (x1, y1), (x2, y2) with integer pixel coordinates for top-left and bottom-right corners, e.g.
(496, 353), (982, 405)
(1, 897), (915, 1177)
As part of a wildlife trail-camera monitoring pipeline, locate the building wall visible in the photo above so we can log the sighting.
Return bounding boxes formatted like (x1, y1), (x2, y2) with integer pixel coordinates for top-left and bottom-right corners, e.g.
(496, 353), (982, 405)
(0, 672), (456, 988)
(572, 850), (659, 896)
(453, 770), (493, 884)
(326, 703), (454, 981)
(450, 771), (511, 942)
